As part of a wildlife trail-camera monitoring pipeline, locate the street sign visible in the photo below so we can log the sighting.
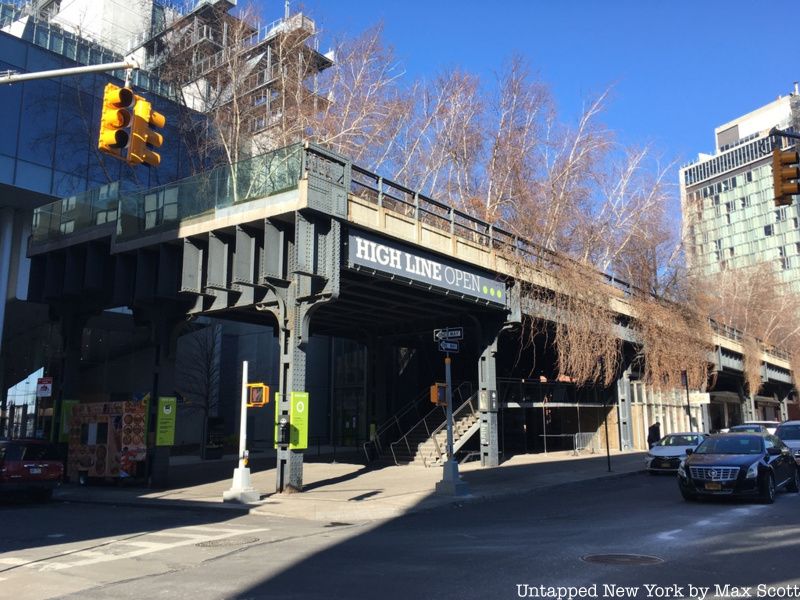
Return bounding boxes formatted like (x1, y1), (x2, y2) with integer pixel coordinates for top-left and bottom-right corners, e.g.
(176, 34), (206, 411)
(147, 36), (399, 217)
(36, 377), (53, 398)
(438, 340), (460, 353)
(433, 327), (463, 342)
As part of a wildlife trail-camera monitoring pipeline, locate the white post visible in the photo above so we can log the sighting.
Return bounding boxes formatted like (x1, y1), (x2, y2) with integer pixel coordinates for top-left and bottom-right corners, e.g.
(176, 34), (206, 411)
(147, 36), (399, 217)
(238, 361), (248, 468)
(223, 361), (260, 503)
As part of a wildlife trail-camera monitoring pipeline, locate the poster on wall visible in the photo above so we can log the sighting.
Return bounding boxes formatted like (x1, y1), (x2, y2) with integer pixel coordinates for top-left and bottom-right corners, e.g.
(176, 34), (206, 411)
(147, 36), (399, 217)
(66, 395), (149, 480)
(156, 397), (177, 446)
(290, 391), (309, 450)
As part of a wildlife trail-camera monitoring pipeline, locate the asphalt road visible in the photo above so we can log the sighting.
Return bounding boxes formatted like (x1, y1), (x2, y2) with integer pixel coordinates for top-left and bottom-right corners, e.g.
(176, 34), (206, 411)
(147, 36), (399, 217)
(2, 472), (799, 600)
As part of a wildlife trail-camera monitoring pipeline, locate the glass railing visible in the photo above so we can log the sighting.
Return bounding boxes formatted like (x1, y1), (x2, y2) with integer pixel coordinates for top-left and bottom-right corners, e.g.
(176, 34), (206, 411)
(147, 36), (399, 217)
(31, 145), (302, 245)
(116, 144), (302, 241)
(31, 183), (122, 243)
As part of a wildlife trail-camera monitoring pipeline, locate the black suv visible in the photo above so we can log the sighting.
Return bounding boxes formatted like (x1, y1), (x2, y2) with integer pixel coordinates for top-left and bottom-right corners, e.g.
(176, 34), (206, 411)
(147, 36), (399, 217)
(678, 433), (799, 503)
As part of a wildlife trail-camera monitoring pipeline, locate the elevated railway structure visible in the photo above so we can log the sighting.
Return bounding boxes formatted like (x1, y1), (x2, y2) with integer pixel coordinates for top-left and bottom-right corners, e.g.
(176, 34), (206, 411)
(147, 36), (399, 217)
(27, 143), (794, 490)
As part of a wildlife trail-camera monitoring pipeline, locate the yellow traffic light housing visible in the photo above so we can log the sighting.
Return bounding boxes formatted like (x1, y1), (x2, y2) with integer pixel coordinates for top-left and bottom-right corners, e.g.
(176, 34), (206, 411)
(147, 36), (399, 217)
(128, 94), (165, 167)
(430, 382), (446, 406)
(247, 383), (270, 408)
(98, 83), (134, 159)
(772, 147), (800, 207)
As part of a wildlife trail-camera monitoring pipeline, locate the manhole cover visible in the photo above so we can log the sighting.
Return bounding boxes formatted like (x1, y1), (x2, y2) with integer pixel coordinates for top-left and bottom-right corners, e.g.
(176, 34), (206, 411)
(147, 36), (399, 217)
(582, 554), (664, 565)
(196, 536), (259, 548)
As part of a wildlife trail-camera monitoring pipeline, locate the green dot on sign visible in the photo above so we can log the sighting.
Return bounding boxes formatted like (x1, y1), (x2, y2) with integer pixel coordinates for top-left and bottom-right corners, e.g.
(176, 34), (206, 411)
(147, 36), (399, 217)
(482, 285), (488, 294)
(490, 288), (496, 297)
(497, 290), (503, 299)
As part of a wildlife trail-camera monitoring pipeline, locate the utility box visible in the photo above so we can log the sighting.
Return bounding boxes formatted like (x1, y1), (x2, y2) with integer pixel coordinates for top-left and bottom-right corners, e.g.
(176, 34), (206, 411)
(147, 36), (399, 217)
(479, 389), (499, 412)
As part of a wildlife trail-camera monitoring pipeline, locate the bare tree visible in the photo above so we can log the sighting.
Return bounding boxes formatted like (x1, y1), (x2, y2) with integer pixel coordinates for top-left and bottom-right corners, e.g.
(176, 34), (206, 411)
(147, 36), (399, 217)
(174, 322), (222, 458)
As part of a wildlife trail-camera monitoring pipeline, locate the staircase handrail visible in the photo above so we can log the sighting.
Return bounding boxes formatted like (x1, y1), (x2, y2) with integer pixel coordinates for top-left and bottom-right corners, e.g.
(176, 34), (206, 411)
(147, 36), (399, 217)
(362, 384), (435, 462)
(373, 386), (430, 448)
(422, 392), (479, 467)
(388, 381), (473, 465)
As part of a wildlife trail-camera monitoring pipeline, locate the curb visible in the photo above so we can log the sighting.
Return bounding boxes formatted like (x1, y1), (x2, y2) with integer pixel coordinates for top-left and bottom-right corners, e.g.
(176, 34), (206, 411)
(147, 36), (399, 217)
(407, 467), (646, 515)
(52, 466), (646, 517)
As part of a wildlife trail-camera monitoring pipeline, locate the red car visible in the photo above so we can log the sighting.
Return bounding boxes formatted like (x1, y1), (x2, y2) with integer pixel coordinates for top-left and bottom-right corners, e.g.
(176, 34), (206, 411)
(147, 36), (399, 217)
(0, 440), (64, 500)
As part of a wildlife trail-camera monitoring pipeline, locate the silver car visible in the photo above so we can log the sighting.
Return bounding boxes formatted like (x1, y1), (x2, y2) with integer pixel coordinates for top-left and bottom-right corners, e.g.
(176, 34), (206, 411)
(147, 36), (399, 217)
(646, 433), (707, 473)
(775, 421), (800, 465)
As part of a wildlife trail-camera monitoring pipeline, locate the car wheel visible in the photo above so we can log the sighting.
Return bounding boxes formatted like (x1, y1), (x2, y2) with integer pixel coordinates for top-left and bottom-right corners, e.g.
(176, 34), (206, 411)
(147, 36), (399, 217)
(761, 473), (776, 504)
(788, 467), (800, 493)
(680, 487), (697, 502)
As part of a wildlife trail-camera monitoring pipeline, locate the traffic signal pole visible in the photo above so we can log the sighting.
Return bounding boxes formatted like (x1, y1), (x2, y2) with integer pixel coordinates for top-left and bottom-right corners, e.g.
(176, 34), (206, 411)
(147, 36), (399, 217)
(0, 58), (139, 85)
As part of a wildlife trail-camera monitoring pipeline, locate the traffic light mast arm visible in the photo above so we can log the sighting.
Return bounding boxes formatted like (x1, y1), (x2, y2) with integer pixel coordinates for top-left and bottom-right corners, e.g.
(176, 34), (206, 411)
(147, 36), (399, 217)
(0, 58), (139, 86)
(770, 127), (800, 141)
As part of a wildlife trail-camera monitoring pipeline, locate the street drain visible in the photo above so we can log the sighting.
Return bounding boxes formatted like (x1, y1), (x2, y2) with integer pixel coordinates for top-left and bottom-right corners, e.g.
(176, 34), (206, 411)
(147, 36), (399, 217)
(196, 536), (259, 548)
(582, 554), (664, 565)
(324, 522), (353, 528)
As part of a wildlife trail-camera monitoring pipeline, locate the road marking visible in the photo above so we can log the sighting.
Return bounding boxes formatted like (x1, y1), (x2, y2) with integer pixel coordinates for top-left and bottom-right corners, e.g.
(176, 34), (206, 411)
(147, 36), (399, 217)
(694, 519), (712, 526)
(117, 541), (172, 550)
(148, 531), (210, 539)
(656, 529), (683, 541)
(0, 525), (270, 574)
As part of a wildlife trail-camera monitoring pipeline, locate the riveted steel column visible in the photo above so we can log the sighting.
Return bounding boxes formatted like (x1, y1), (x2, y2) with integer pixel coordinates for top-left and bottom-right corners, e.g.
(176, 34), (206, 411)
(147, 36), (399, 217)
(479, 335), (499, 468)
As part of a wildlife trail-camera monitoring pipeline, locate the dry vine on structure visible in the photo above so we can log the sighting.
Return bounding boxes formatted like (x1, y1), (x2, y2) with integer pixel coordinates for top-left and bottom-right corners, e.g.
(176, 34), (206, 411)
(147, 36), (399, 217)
(741, 335), (764, 397)
(515, 258), (621, 387)
(632, 297), (712, 392)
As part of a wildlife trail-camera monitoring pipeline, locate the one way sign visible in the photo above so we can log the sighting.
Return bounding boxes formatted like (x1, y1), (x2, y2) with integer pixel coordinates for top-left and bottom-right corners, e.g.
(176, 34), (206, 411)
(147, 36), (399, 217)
(438, 340), (460, 353)
(433, 327), (463, 342)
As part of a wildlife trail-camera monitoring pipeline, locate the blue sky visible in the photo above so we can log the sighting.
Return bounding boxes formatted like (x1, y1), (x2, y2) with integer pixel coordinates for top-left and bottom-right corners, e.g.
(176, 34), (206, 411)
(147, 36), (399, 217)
(269, 0), (797, 172)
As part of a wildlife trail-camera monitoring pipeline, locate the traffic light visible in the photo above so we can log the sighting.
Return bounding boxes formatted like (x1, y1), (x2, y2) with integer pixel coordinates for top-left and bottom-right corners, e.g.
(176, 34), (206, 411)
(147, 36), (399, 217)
(430, 382), (446, 406)
(128, 94), (165, 167)
(98, 83), (134, 159)
(247, 383), (269, 408)
(772, 147), (800, 207)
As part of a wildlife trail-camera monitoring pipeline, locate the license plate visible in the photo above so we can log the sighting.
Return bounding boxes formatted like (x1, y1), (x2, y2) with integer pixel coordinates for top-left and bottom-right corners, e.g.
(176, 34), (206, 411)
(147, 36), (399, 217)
(704, 482), (721, 491)
(28, 467), (41, 475)
(661, 461), (672, 468)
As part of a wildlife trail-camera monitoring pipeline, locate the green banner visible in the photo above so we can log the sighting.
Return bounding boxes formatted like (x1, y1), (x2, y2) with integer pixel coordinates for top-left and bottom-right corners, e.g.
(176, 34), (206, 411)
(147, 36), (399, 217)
(59, 400), (78, 443)
(290, 391), (309, 450)
(156, 397), (177, 446)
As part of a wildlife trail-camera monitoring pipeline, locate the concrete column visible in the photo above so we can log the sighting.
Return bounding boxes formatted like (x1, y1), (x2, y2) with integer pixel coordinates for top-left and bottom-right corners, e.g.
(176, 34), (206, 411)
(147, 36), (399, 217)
(0, 208), (13, 433)
(478, 335), (499, 467)
(0, 208), (13, 351)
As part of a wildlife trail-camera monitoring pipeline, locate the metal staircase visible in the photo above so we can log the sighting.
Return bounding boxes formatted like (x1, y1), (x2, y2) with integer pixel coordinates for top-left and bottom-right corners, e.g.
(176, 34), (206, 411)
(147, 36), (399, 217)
(389, 386), (480, 467)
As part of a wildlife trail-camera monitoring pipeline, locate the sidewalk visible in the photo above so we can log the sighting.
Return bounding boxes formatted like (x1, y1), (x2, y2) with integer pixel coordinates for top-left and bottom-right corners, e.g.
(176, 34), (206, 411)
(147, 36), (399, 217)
(54, 450), (647, 522)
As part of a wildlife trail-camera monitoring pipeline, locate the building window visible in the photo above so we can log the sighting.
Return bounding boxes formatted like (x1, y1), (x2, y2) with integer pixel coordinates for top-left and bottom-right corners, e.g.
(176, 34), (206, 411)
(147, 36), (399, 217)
(765, 224), (773, 236)
(776, 208), (786, 222)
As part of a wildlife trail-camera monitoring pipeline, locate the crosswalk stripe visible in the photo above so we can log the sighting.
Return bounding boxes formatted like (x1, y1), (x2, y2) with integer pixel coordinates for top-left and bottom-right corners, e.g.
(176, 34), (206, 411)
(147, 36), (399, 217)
(147, 531), (209, 539)
(0, 526), (270, 574)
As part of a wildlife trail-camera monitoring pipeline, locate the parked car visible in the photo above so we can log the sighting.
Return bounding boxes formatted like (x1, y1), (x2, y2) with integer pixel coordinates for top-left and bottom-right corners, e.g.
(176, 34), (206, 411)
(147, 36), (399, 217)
(0, 439), (64, 500)
(720, 421), (780, 434)
(677, 433), (799, 503)
(729, 424), (769, 433)
(645, 433), (706, 473)
(775, 420), (800, 465)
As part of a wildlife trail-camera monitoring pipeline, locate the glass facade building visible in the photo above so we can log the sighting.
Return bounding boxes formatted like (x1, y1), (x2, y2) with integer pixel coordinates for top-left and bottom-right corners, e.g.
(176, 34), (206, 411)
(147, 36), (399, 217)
(680, 92), (800, 293)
